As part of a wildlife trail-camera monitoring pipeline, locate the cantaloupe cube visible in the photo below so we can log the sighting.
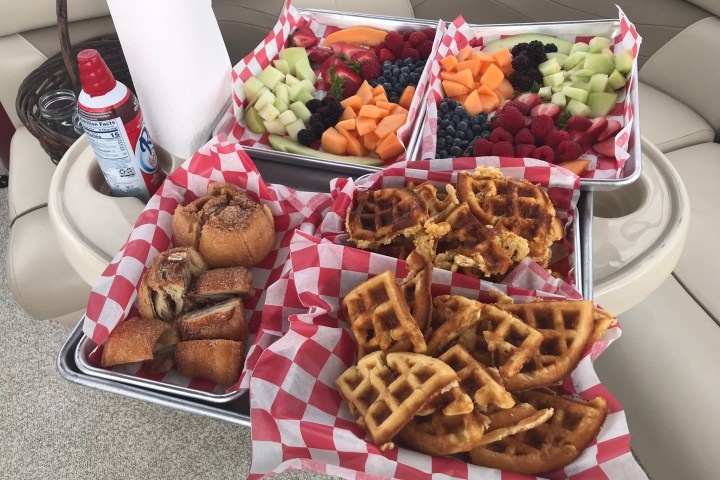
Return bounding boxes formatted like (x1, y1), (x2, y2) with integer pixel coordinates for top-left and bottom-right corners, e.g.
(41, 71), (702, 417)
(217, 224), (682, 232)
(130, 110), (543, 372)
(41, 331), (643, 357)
(372, 84), (386, 96)
(362, 132), (380, 151)
(336, 118), (356, 131)
(463, 90), (483, 115)
(455, 94), (469, 104)
(375, 133), (404, 160)
(480, 63), (504, 90)
(473, 51), (495, 63)
(492, 48), (512, 67)
(359, 105), (390, 118)
(356, 116), (378, 136)
(477, 84), (500, 112)
(374, 113), (408, 139)
(372, 93), (389, 104)
(456, 59), (481, 77)
(391, 105), (408, 116)
(499, 63), (513, 76)
(441, 55), (459, 72)
(457, 46), (474, 62)
(337, 127), (368, 157)
(376, 101), (396, 111)
(322, 127), (347, 155)
(441, 69), (474, 90)
(442, 80), (470, 98)
(341, 95), (362, 111)
(399, 86), (415, 110)
(340, 106), (357, 121)
(496, 78), (514, 99)
(356, 81), (374, 104)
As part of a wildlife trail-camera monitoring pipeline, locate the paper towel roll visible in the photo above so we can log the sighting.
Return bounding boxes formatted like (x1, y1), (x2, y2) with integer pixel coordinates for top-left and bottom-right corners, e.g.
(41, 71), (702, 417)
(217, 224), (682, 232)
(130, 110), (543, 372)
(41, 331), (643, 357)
(107, 0), (231, 159)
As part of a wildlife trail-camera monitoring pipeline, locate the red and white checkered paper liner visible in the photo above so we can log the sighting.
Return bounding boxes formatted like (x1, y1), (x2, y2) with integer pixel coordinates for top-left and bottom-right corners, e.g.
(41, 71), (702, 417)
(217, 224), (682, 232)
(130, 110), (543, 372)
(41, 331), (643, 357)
(247, 230), (645, 480)
(82, 136), (334, 395)
(419, 8), (641, 180)
(227, 0), (445, 164)
(316, 156), (581, 291)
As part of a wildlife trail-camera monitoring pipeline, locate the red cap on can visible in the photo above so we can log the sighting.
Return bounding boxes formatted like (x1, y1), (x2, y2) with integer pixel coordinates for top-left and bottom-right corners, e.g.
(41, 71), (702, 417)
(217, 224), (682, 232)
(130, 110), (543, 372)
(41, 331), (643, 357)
(77, 49), (117, 97)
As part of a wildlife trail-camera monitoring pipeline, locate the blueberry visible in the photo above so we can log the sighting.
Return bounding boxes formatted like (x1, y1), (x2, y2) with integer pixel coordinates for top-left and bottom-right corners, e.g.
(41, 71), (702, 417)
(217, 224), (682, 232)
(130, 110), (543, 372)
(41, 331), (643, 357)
(437, 138), (446, 148)
(399, 79), (408, 88)
(465, 130), (476, 141)
(455, 131), (465, 140)
(472, 124), (483, 134)
(403, 58), (413, 66)
(451, 138), (462, 147)
(451, 114), (461, 123)
(383, 60), (392, 67)
(438, 149), (449, 158)
(479, 112), (488, 121)
(392, 67), (400, 76)
(460, 140), (469, 149)
(450, 146), (463, 157)
(454, 105), (465, 114)
(368, 80), (377, 88)
(400, 66), (410, 74)
(439, 102), (449, 114)
(411, 73), (421, 83)
(389, 95), (399, 103)
(395, 59), (403, 66)
(437, 129), (446, 138)
(445, 135), (453, 144)
(399, 72), (409, 83)
(382, 83), (392, 91)
(389, 77), (398, 85)
(480, 130), (491, 139)
(446, 125), (455, 135)
(376, 76), (386, 84)
(457, 121), (468, 131)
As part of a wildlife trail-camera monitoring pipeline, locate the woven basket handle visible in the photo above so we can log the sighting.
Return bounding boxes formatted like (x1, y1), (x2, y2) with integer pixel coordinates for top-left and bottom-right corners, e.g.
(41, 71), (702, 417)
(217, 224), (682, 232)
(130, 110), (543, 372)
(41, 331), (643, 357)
(56, 0), (81, 94)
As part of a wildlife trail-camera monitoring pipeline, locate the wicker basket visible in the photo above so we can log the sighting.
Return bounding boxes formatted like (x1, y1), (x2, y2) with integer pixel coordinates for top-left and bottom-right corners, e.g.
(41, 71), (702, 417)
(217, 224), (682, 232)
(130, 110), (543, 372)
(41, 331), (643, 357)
(15, 0), (134, 163)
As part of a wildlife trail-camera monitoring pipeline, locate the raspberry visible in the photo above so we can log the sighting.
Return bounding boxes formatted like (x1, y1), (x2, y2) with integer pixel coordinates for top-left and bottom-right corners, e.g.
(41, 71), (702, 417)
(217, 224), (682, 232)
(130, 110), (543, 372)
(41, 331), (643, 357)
(417, 40), (433, 59)
(400, 47), (420, 62)
(497, 106), (526, 133)
(556, 140), (584, 162)
(514, 128), (535, 146)
(385, 31), (404, 53)
(378, 48), (395, 64)
(489, 127), (513, 143)
(530, 115), (554, 142)
(505, 100), (530, 116)
(359, 59), (381, 80)
(531, 145), (555, 163)
(545, 129), (570, 149)
(515, 143), (536, 158)
(408, 31), (427, 47)
(566, 115), (592, 132)
(421, 28), (436, 40)
(492, 141), (515, 157)
(374, 41), (387, 55)
(473, 139), (493, 156)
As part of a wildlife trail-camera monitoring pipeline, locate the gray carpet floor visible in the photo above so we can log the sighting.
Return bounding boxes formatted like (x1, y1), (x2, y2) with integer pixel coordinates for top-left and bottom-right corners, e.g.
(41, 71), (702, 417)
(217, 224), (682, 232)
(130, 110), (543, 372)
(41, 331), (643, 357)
(0, 183), (333, 479)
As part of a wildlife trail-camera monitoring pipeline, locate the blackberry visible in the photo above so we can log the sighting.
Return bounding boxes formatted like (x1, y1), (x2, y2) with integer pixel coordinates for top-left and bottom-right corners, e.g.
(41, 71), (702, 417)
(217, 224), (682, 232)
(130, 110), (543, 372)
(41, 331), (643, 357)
(511, 42), (529, 57)
(309, 113), (323, 124)
(310, 121), (325, 137)
(544, 43), (558, 53)
(511, 52), (531, 71)
(305, 99), (321, 113)
(321, 96), (335, 106)
(509, 71), (534, 91)
(297, 129), (316, 147)
(326, 102), (344, 117)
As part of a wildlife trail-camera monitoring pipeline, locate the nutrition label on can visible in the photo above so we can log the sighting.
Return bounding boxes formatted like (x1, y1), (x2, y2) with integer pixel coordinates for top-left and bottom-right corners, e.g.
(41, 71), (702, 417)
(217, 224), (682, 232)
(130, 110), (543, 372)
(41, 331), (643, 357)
(80, 116), (146, 198)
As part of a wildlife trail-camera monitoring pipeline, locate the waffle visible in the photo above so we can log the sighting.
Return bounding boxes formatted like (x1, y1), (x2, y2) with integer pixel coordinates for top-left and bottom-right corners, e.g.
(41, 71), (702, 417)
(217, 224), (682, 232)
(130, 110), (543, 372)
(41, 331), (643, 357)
(398, 408), (489, 456)
(470, 390), (608, 474)
(480, 305), (544, 379)
(478, 402), (555, 446)
(342, 271), (426, 358)
(410, 182), (460, 222)
(498, 301), (594, 391)
(425, 295), (484, 356)
(433, 203), (529, 278)
(456, 167), (563, 267)
(589, 307), (618, 346)
(400, 251), (433, 333)
(346, 187), (428, 250)
(335, 351), (458, 450)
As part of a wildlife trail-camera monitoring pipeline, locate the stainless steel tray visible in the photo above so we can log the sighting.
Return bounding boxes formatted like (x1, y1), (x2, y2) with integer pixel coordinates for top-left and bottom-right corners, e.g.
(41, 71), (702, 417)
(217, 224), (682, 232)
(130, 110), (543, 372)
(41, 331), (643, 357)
(410, 19), (642, 191)
(216, 8), (439, 177)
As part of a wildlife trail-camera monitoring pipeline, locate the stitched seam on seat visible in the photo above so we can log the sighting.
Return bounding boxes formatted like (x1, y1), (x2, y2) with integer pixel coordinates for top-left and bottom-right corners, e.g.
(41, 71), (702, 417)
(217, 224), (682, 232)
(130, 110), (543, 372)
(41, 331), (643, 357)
(656, 129), (716, 151)
(672, 273), (720, 327)
(8, 203), (48, 229)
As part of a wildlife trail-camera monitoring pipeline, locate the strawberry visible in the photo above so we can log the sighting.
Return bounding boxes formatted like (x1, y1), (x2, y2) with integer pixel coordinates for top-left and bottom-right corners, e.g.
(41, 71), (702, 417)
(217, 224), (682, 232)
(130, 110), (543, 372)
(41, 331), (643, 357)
(577, 117), (608, 146)
(515, 143), (536, 158)
(408, 31), (427, 47)
(385, 31), (404, 53)
(359, 59), (381, 80)
(530, 103), (561, 120)
(329, 64), (362, 84)
(421, 28), (437, 40)
(514, 93), (542, 111)
(417, 40), (433, 59)
(378, 48), (395, 64)
(531, 145), (555, 163)
(330, 43), (368, 58)
(469, 37), (484, 48)
(556, 141), (583, 162)
(289, 27), (318, 47)
(566, 115), (592, 132)
(492, 141), (515, 157)
(530, 115), (554, 142)
(593, 138), (616, 157)
(514, 128), (535, 146)
(400, 47), (420, 62)
(319, 55), (346, 82)
(342, 79), (361, 99)
(307, 47), (333, 65)
(597, 119), (621, 142)
(473, 139), (494, 156)
(497, 106), (526, 133)
(351, 49), (377, 64)
(489, 128), (513, 144)
(545, 129), (570, 149)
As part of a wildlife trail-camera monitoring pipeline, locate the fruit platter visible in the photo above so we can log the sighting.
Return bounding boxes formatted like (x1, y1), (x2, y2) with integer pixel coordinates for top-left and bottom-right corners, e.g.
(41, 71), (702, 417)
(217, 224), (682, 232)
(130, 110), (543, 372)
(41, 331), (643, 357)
(225, 2), (443, 171)
(417, 12), (642, 189)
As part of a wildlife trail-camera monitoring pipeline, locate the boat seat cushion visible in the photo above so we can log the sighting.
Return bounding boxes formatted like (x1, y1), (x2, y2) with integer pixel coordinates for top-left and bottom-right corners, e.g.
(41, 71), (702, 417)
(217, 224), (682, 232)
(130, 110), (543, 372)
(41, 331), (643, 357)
(292, 0), (414, 18)
(8, 126), (56, 221)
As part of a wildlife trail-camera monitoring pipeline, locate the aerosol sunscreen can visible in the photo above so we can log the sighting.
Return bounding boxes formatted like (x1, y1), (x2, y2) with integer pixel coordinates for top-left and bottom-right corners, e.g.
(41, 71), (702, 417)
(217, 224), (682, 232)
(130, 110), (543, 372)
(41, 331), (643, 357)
(77, 49), (164, 202)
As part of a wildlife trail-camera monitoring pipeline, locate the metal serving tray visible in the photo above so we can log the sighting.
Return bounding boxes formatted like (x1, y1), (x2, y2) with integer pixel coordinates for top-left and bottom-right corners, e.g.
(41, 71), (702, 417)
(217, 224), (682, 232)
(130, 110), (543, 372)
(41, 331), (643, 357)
(411, 19), (642, 191)
(215, 8), (439, 177)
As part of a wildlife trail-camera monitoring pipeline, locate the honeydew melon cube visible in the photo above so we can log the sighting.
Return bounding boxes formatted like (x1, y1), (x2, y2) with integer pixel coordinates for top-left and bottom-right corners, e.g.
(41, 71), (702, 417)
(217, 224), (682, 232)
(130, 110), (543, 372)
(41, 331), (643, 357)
(589, 73), (609, 93)
(288, 84), (304, 101)
(263, 118), (286, 135)
(605, 84), (617, 93)
(285, 118), (306, 140)
(272, 97), (288, 113)
(258, 104), (281, 121)
(277, 110), (297, 126)
(243, 77), (265, 102)
(588, 36), (611, 53)
(551, 92), (567, 108)
(297, 79), (316, 93)
(584, 53), (615, 75)
(538, 86), (552, 98)
(274, 83), (290, 105)
(563, 86), (589, 103)
(566, 98), (592, 117)
(601, 48), (615, 61)
(289, 101), (312, 122)
(608, 69), (628, 90)
(569, 42), (589, 55)
(273, 59), (290, 75)
(615, 50), (634, 75)
(257, 66), (285, 90)
(552, 84), (566, 93)
(254, 90), (276, 111)
(244, 107), (266, 134)
(285, 74), (300, 86)
(573, 68), (596, 78)
(280, 47), (309, 75)
(564, 51), (587, 70)
(538, 58), (561, 77)
(543, 72), (566, 87)
(248, 86), (270, 106)
(570, 79), (590, 92)
(294, 57), (317, 85)
(546, 53), (568, 64)
(294, 89), (314, 104)
(587, 91), (618, 117)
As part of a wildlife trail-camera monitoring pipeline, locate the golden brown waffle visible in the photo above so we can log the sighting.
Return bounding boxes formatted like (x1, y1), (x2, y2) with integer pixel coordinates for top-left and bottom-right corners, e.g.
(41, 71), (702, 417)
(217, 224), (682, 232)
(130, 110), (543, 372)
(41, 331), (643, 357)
(480, 305), (544, 379)
(346, 188), (428, 249)
(399, 408), (489, 456)
(456, 167), (563, 267)
(433, 203), (529, 278)
(335, 351), (458, 449)
(469, 390), (608, 474)
(400, 251), (433, 333)
(498, 301), (594, 391)
(342, 271), (427, 358)
(478, 402), (554, 446)
(589, 307), (618, 346)
(410, 182), (459, 222)
(425, 295), (484, 356)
